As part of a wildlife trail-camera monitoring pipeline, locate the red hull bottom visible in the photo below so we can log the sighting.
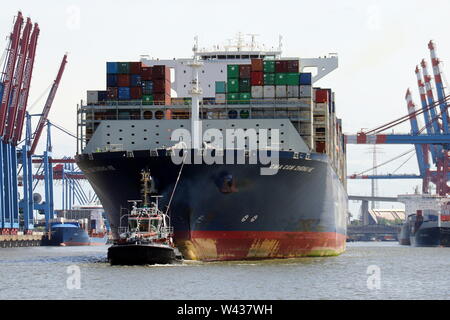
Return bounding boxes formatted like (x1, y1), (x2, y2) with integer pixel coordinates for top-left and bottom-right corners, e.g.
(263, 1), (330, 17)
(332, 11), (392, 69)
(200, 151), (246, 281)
(175, 231), (347, 261)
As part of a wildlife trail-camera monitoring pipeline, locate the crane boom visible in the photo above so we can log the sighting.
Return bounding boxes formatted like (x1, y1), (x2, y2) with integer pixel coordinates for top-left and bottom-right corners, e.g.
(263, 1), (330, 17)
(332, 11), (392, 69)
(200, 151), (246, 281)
(29, 54), (67, 156)
(13, 23), (40, 145)
(4, 18), (32, 142)
(429, 40), (450, 134)
(0, 12), (24, 137)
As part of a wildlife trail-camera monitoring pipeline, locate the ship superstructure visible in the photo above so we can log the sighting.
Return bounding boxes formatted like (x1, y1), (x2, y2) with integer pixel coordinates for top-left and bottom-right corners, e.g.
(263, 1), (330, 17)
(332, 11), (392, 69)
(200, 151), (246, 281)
(76, 36), (348, 261)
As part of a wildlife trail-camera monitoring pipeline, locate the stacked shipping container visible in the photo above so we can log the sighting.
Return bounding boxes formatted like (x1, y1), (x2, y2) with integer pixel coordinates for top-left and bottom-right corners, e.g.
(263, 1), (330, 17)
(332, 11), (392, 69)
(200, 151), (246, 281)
(88, 62), (171, 106)
(215, 58), (313, 102)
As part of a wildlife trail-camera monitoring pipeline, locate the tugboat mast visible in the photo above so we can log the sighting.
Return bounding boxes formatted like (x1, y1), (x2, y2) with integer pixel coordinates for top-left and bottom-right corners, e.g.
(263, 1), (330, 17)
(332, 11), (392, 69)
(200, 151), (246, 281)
(140, 170), (151, 207)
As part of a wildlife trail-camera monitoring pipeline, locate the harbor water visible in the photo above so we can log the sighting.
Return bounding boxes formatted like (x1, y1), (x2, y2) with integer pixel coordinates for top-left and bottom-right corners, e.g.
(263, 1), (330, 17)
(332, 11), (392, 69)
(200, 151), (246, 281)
(0, 242), (449, 300)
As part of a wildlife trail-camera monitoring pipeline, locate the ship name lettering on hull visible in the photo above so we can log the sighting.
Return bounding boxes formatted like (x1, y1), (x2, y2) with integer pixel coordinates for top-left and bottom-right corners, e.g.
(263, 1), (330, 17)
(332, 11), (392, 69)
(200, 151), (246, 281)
(84, 165), (116, 173)
(269, 164), (314, 173)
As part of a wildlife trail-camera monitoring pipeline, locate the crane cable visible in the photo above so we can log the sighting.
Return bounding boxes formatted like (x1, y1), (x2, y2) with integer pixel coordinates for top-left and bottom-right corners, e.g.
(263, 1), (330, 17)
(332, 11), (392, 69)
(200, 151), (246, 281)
(392, 152), (417, 174)
(354, 148), (416, 176)
(364, 94), (450, 135)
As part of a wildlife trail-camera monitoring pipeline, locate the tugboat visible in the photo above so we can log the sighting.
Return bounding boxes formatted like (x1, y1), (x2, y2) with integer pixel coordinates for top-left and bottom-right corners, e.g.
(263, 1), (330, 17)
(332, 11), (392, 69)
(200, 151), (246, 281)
(107, 171), (183, 265)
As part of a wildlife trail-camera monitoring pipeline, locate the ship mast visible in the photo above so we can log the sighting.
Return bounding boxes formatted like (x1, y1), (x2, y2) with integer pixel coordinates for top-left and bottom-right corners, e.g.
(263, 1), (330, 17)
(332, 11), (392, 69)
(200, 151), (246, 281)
(188, 36), (203, 150)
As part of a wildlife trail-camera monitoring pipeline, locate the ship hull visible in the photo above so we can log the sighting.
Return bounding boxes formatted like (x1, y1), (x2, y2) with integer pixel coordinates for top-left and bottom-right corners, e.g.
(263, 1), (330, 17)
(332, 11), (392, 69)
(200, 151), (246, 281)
(42, 225), (108, 246)
(108, 244), (180, 265)
(76, 149), (348, 261)
(410, 226), (450, 247)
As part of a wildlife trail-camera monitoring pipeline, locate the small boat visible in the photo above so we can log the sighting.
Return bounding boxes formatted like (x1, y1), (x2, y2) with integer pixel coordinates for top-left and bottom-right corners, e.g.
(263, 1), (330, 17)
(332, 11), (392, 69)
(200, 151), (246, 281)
(107, 198), (183, 265)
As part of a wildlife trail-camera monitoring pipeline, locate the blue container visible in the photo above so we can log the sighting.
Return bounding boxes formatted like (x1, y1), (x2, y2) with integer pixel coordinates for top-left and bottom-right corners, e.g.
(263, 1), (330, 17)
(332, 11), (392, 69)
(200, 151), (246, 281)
(0, 82), (4, 102)
(142, 81), (153, 95)
(118, 87), (131, 100)
(107, 74), (117, 87)
(299, 73), (312, 85)
(98, 91), (107, 102)
(107, 62), (118, 74)
(131, 74), (141, 87)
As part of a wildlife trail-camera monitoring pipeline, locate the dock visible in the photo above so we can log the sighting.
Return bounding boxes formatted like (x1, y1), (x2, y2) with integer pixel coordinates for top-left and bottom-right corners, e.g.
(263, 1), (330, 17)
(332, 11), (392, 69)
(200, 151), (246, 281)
(0, 232), (43, 248)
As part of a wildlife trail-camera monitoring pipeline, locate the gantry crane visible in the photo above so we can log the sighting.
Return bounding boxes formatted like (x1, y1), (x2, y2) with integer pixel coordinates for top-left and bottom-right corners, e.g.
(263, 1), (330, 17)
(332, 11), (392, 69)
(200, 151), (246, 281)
(0, 11), (67, 234)
(20, 54), (67, 230)
(346, 41), (450, 197)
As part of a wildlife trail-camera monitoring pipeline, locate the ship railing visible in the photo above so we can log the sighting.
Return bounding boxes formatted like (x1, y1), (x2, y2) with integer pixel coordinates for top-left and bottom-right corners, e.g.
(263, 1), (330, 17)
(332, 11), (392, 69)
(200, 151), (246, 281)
(81, 99), (312, 111)
(161, 226), (174, 236)
(118, 227), (128, 235)
(98, 144), (124, 152)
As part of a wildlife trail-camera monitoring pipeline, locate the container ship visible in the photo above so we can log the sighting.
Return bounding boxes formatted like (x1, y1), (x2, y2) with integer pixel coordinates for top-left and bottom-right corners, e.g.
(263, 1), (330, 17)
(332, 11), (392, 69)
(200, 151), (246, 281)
(75, 37), (348, 261)
(398, 194), (450, 247)
(42, 204), (109, 246)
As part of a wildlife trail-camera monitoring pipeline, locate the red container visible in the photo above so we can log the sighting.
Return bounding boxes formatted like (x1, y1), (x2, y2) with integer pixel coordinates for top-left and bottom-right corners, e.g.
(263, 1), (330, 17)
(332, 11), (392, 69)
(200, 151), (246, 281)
(106, 87), (118, 100)
(153, 93), (171, 105)
(141, 67), (153, 81)
(117, 74), (130, 87)
(316, 141), (326, 153)
(152, 65), (170, 80)
(129, 62), (142, 74)
(153, 79), (171, 94)
(130, 87), (142, 99)
(287, 60), (299, 73)
(239, 65), (252, 78)
(275, 60), (289, 73)
(251, 71), (264, 86)
(315, 89), (329, 103)
(251, 59), (263, 72)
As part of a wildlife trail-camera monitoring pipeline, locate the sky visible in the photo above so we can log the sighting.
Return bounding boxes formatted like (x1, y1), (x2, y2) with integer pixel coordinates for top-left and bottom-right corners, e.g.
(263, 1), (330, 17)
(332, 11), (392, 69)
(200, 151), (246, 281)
(1, 0), (450, 215)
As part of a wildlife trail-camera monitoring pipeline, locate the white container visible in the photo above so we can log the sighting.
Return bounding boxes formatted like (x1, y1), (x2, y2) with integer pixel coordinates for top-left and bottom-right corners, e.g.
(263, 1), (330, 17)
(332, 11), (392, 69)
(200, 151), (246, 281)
(287, 86), (299, 98)
(299, 85), (312, 98)
(251, 86), (263, 99)
(315, 102), (328, 112)
(275, 85), (287, 98)
(87, 91), (99, 105)
(263, 86), (275, 99)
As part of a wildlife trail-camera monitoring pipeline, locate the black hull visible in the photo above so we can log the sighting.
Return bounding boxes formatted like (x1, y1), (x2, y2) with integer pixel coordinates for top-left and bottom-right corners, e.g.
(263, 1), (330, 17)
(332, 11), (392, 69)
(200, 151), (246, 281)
(77, 149), (348, 260)
(411, 227), (450, 247)
(108, 244), (181, 265)
(398, 223), (411, 246)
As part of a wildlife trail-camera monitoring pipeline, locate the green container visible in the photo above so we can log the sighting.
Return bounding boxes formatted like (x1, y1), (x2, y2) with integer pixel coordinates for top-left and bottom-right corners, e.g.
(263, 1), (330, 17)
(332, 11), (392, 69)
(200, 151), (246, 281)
(240, 110), (250, 119)
(227, 93), (239, 104)
(184, 97), (192, 105)
(239, 79), (251, 92)
(142, 95), (154, 105)
(215, 81), (227, 94)
(263, 73), (275, 85)
(275, 73), (288, 85)
(117, 62), (130, 74)
(263, 60), (275, 73)
(227, 65), (239, 79)
(227, 79), (239, 93)
(239, 93), (250, 104)
(286, 73), (300, 86)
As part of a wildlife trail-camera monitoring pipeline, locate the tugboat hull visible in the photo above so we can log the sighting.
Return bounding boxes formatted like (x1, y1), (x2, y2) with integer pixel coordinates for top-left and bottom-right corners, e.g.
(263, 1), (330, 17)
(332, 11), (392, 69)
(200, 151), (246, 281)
(108, 244), (182, 265)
